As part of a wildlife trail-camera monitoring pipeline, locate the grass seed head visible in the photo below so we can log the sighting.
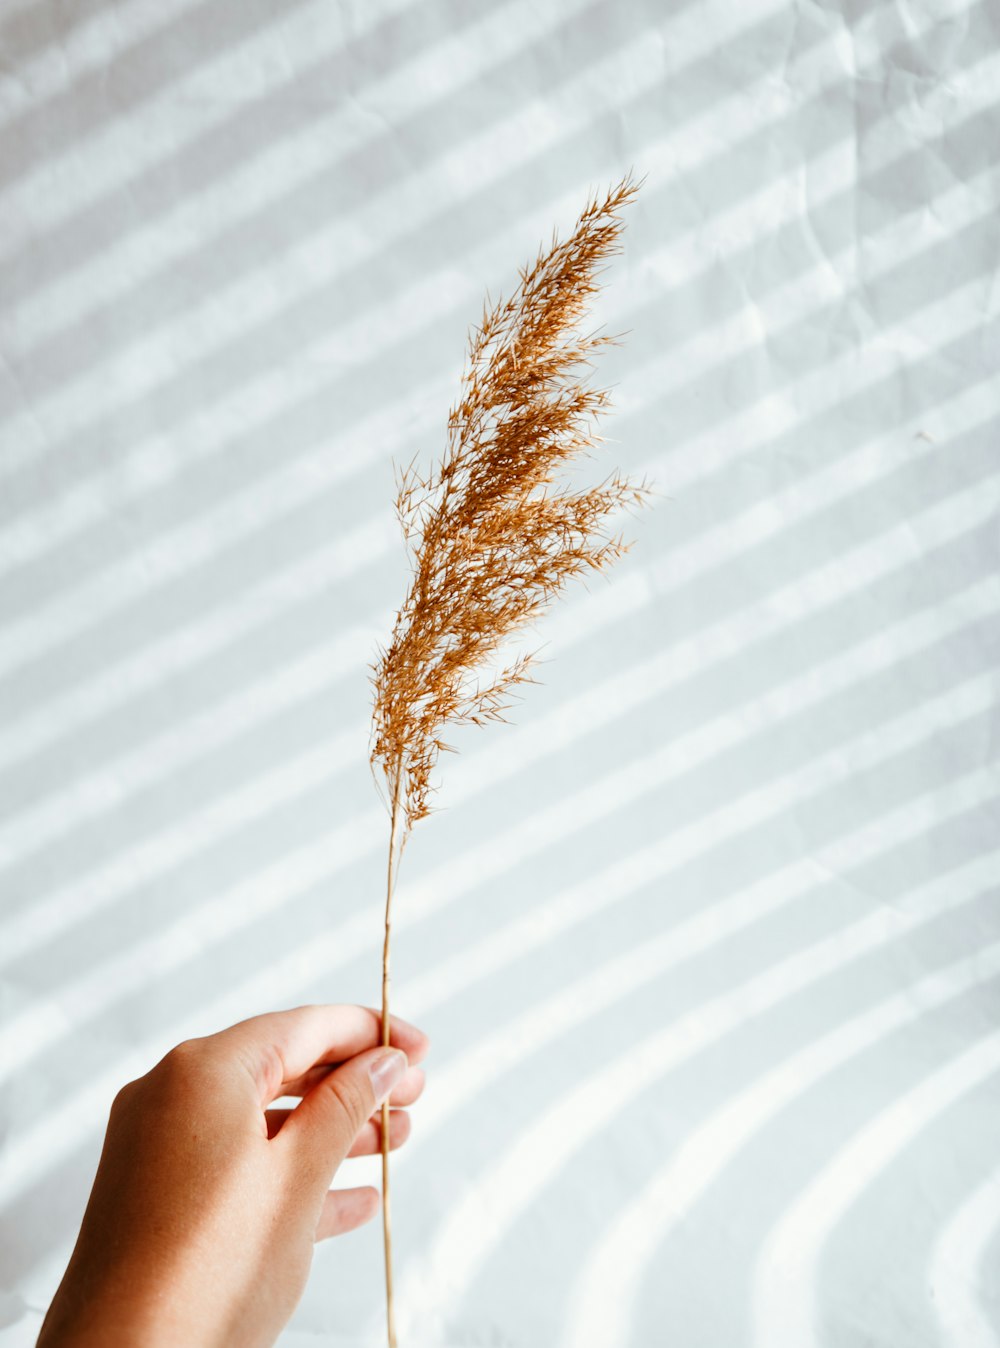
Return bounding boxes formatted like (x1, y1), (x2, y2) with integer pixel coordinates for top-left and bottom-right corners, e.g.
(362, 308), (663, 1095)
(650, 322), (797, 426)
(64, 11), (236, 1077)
(371, 169), (652, 829)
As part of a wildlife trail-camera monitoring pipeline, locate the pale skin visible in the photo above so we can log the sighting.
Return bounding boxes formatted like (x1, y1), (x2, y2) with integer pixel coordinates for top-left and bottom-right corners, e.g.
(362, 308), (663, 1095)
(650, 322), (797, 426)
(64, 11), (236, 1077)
(36, 1004), (430, 1348)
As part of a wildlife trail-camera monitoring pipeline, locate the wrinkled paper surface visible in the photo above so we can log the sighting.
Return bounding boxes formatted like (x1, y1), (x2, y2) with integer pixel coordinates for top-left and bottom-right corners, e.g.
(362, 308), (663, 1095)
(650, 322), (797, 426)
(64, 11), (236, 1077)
(1, 0), (998, 1344)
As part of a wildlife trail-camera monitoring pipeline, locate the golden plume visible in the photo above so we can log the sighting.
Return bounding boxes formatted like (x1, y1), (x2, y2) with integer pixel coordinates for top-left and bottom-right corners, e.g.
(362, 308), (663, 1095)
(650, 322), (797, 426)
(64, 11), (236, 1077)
(368, 168), (650, 1346)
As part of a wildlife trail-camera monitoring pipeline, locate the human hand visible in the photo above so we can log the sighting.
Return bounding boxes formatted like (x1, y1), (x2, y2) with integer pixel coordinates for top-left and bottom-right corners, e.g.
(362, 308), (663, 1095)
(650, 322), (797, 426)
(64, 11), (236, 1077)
(36, 1004), (430, 1348)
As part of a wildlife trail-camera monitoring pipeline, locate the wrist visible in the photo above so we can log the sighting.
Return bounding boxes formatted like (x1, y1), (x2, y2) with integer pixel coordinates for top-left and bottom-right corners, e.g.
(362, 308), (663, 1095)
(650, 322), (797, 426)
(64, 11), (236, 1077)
(37, 1266), (219, 1348)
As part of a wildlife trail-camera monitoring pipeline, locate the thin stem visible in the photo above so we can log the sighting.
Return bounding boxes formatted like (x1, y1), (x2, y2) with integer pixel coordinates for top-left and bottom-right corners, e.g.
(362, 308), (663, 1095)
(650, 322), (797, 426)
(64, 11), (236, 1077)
(381, 768), (405, 1348)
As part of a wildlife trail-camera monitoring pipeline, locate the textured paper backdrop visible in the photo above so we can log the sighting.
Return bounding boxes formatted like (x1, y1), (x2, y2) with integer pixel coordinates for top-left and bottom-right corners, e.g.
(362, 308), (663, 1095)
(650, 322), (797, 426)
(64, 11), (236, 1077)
(1, 0), (999, 1344)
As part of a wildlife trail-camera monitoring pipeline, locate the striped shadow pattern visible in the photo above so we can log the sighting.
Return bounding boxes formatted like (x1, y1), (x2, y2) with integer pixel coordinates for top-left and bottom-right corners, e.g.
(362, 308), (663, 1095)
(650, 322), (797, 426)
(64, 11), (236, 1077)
(0, 0), (998, 1345)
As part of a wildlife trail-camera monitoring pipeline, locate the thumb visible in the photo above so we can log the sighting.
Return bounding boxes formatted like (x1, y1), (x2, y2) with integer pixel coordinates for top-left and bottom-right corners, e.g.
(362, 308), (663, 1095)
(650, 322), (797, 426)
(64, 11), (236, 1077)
(281, 1045), (409, 1187)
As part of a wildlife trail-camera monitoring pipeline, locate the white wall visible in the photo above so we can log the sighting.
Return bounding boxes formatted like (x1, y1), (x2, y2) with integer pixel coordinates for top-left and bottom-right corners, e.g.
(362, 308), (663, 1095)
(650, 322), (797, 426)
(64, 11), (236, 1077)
(1, 0), (998, 1343)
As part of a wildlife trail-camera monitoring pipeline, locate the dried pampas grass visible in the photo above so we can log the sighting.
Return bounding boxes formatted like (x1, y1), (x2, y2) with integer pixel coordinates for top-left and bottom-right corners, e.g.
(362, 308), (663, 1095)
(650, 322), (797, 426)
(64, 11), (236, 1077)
(369, 168), (650, 1346)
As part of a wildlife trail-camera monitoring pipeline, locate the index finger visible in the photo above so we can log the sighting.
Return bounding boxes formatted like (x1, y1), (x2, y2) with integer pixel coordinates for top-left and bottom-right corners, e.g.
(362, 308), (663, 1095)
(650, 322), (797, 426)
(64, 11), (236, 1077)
(206, 1003), (430, 1104)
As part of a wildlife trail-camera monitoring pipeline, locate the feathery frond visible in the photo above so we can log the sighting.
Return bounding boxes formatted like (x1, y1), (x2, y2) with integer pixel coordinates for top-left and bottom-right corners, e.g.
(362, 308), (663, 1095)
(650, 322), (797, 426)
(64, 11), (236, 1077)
(371, 169), (651, 831)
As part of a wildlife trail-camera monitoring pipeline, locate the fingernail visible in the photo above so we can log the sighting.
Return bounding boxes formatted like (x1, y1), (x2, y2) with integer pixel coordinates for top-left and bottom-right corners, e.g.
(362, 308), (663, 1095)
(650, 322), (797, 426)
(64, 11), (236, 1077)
(369, 1049), (408, 1102)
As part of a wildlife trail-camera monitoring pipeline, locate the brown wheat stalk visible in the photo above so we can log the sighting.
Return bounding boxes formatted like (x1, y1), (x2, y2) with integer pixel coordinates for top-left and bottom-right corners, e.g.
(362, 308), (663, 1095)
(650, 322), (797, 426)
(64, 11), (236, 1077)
(368, 168), (651, 1347)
